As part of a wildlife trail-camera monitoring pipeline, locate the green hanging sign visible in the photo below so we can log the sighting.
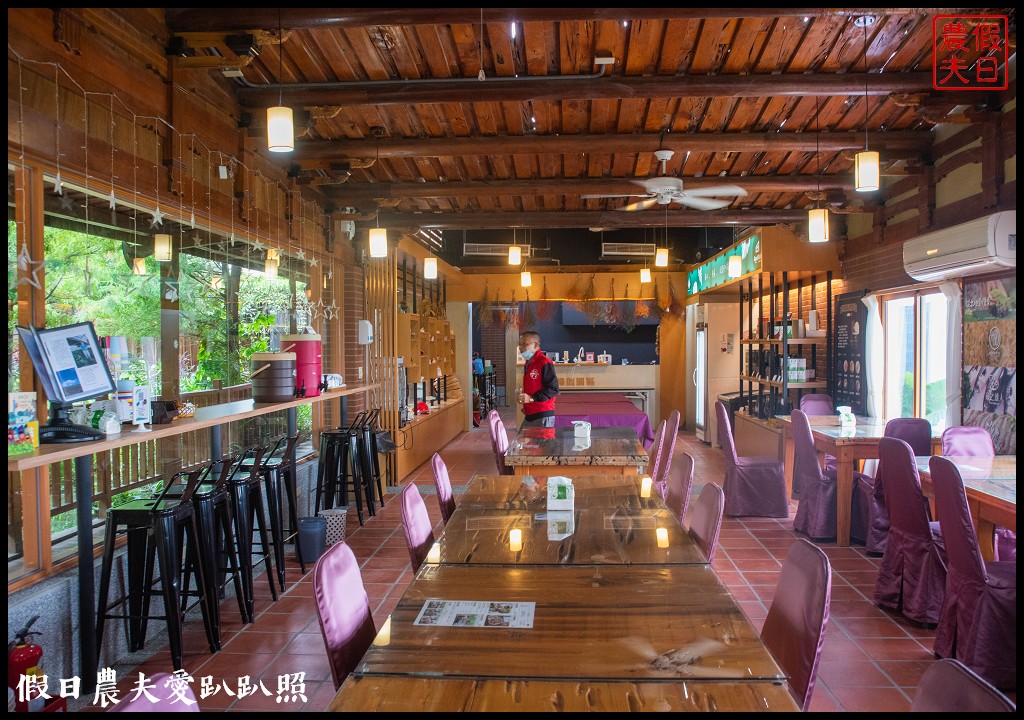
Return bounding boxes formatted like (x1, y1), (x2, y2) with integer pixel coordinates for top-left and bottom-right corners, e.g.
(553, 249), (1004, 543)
(687, 234), (761, 295)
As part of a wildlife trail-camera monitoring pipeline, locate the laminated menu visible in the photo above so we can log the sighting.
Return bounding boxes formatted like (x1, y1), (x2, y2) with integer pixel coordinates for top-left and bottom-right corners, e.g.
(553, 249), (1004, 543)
(414, 599), (535, 628)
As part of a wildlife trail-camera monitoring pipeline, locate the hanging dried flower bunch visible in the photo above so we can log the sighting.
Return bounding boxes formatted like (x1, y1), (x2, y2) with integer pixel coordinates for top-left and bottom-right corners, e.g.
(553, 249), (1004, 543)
(581, 274), (601, 323)
(494, 289), (507, 327)
(656, 277), (672, 317)
(603, 278), (620, 325)
(521, 289), (538, 329)
(566, 272), (585, 310)
(620, 283), (637, 333)
(668, 277), (684, 316)
(478, 280), (495, 328)
(536, 275), (555, 321)
(635, 292), (651, 319)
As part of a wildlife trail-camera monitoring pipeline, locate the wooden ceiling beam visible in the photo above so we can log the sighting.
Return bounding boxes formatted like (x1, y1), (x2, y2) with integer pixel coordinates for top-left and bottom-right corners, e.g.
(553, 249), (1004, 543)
(293, 130), (931, 162)
(167, 8), (936, 33)
(236, 71), (935, 108)
(322, 176), (855, 204)
(374, 209), (810, 230)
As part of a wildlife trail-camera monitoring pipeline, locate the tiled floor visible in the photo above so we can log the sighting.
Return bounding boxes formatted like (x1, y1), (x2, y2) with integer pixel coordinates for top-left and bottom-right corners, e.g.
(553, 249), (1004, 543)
(86, 408), (1008, 712)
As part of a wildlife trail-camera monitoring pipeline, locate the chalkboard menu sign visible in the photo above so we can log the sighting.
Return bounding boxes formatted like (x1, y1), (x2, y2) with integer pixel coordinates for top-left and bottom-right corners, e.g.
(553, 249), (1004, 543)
(833, 291), (867, 415)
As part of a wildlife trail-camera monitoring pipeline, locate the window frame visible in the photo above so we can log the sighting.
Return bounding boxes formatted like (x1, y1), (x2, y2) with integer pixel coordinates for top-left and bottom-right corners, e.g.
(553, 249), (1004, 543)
(879, 283), (947, 420)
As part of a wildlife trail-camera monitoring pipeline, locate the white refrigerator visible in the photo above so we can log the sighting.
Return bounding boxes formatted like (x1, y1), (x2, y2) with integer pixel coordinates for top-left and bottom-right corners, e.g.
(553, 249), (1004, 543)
(686, 302), (740, 447)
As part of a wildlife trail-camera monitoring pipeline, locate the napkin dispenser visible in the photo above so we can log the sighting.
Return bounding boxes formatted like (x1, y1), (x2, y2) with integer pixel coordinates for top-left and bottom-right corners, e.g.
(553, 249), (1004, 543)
(572, 420), (591, 438)
(546, 510), (575, 541)
(837, 406), (856, 428)
(547, 477), (575, 511)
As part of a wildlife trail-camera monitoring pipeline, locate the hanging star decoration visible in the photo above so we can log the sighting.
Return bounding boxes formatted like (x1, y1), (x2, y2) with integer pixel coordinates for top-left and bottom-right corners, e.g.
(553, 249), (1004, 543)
(294, 249), (306, 261)
(308, 256), (318, 267)
(323, 300), (339, 321)
(59, 193), (76, 212)
(251, 239), (265, 253)
(326, 269), (333, 281)
(17, 242), (45, 289)
(53, 171), (63, 195)
(108, 190), (117, 210)
(150, 207), (164, 227)
(190, 211), (196, 229)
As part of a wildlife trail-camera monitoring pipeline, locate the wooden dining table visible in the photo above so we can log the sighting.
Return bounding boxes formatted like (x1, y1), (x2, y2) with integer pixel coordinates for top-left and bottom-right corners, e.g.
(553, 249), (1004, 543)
(353, 563), (786, 682)
(776, 415), (942, 547)
(503, 425), (648, 476)
(330, 675), (799, 712)
(915, 455), (1016, 562)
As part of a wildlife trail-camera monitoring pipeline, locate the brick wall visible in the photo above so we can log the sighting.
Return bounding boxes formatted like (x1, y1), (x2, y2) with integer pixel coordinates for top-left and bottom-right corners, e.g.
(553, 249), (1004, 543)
(840, 242), (916, 295)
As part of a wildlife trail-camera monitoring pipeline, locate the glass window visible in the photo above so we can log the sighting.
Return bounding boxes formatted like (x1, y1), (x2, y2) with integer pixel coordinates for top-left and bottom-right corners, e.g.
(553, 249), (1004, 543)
(882, 289), (948, 424)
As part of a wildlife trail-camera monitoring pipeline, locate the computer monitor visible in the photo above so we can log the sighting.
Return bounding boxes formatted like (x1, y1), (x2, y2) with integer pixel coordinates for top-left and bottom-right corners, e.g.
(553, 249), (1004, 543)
(17, 322), (117, 443)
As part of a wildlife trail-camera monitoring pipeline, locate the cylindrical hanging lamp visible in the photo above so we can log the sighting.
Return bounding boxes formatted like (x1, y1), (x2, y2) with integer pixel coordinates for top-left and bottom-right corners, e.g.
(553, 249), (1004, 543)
(423, 256), (438, 279)
(508, 245), (522, 265)
(728, 254), (742, 278)
(520, 271), (532, 287)
(368, 227), (388, 258)
(153, 234), (172, 262)
(640, 267), (652, 284)
(808, 207), (830, 244)
(655, 247), (669, 267)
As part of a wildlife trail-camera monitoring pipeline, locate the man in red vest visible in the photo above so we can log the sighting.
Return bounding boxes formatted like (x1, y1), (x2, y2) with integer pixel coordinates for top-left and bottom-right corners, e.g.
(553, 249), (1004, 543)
(517, 330), (560, 428)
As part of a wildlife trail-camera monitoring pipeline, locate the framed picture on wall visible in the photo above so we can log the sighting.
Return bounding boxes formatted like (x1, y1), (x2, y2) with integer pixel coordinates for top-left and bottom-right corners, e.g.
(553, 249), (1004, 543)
(585, 352), (595, 363)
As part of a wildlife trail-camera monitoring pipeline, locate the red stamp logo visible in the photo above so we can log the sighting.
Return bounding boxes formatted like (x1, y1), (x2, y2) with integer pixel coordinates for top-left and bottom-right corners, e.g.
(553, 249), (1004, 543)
(933, 15), (1009, 90)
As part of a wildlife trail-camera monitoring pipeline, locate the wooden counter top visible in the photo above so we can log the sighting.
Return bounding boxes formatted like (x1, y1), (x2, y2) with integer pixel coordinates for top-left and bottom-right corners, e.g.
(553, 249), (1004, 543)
(8, 383), (378, 472)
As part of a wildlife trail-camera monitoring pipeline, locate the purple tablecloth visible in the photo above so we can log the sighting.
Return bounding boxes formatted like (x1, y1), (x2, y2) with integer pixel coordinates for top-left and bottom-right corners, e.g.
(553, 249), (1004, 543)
(554, 392), (656, 448)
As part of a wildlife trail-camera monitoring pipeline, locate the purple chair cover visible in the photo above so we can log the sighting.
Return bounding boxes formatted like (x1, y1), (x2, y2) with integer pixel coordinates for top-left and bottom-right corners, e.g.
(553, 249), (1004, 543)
(760, 539), (832, 712)
(930, 456), (1016, 690)
(715, 401), (789, 518)
(798, 393), (838, 475)
(910, 658), (1016, 712)
(645, 420), (667, 481)
(400, 483), (436, 573)
(873, 437), (947, 625)
(856, 417), (933, 555)
(108, 672), (201, 712)
(791, 410), (839, 541)
(664, 451), (695, 527)
(654, 410), (680, 498)
(687, 482), (724, 563)
(489, 413), (513, 476)
(430, 453), (456, 525)
(941, 426), (1015, 563)
(312, 542), (377, 690)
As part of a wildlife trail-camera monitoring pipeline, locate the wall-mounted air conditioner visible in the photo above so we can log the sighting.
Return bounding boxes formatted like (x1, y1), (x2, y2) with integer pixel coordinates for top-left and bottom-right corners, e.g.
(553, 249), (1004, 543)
(600, 242), (657, 258)
(903, 211), (1015, 282)
(463, 243), (532, 257)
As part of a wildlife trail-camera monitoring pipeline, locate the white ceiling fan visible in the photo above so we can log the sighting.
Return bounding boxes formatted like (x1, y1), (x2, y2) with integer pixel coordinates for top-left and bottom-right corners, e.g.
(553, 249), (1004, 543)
(581, 149), (748, 211)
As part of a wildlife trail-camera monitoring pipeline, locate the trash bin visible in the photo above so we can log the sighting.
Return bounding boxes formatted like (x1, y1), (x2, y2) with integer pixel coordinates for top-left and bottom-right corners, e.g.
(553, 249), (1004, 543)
(297, 517), (327, 564)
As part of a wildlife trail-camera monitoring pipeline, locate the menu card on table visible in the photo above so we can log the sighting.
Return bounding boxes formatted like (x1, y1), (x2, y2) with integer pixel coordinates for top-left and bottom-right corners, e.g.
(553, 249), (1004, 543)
(414, 599), (536, 628)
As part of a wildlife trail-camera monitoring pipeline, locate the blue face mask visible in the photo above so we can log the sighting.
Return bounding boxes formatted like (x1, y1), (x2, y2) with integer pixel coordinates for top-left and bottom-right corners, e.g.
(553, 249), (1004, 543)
(521, 348), (535, 362)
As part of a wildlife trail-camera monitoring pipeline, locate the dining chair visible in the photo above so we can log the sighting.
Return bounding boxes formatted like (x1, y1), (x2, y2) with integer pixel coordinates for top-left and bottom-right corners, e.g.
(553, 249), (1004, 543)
(400, 483), (436, 573)
(911, 658), (1016, 712)
(645, 420), (667, 482)
(940, 426), (1014, 563)
(664, 451), (695, 527)
(654, 409), (680, 499)
(430, 453), (456, 525)
(108, 671), (201, 712)
(760, 538), (832, 712)
(873, 437), (947, 626)
(715, 401), (789, 518)
(797, 393), (838, 476)
(791, 410), (839, 541)
(312, 542), (377, 691)
(929, 455), (1016, 690)
(488, 412), (513, 476)
(853, 417), (933, 555)
(686, 482), (724, 563)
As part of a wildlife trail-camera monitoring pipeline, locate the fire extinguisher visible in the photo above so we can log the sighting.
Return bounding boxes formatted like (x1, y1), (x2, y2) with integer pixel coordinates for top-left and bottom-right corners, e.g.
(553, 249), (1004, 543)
(8, 616), (44, 712)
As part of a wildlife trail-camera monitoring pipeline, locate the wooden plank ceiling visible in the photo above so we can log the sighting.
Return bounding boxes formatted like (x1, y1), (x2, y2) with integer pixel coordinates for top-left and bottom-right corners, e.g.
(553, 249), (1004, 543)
(165, 8), (1012, 265)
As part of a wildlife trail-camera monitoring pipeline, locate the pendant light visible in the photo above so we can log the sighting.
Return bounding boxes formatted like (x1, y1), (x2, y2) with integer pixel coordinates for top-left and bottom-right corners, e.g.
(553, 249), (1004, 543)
(153, 233), (172, 262)
(654, 206), (669, 266)
(854, 15), (879, 192)
(728, 254), (742, 278)
(132, 257), (147, 275)
(808, 95), (830, 244)
(368, 129), (388, 257)
(520, 270), (532, 287)
(267, 10), (294, 153)
(508, 244), (522, 265)
(423, 256), (438, 279)
(640, 267), (651, 284)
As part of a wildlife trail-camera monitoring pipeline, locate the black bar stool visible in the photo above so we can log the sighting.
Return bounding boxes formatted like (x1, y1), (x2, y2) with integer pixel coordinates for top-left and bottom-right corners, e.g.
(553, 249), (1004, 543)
(357, 409), (387, 508)
(177, 454), (250, 626)
(237, 435), (306, 589)
(95, 467), (218, 669)
(226, 445), (279, 621)
(315, 417), (371, 525)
